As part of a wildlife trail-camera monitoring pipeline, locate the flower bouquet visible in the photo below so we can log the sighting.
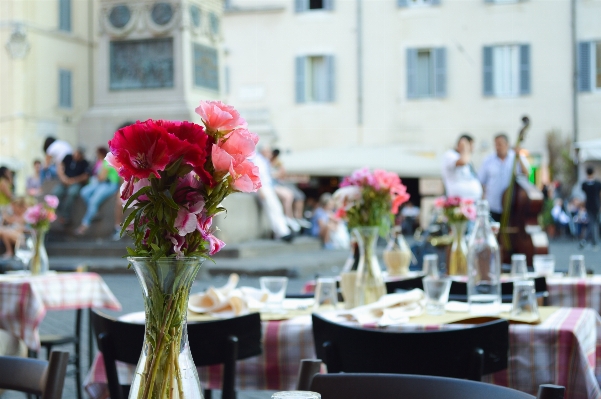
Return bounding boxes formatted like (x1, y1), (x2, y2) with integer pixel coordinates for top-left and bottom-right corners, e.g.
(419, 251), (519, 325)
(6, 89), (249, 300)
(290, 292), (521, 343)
(333, 168), (410, 306)
(434, 196), (476, 275)
(107, 101), (261, 399)
(23, 195), (59, 275)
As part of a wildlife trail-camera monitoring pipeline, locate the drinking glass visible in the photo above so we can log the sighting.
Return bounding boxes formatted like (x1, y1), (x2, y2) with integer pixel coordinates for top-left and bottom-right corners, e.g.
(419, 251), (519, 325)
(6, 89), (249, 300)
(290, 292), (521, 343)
(14, 231), (35, 270)
(511, 254), (528, 280)
(422, 276), (451, 315)
(511, 280), (539, 319)
(272, 392), (321, 399)
(533, 254), (555, 277)
(313, 277), (338, 310)
(568, 255), (586, 278)
(260, 277), (288, 311)
(423, 254), (439, 278)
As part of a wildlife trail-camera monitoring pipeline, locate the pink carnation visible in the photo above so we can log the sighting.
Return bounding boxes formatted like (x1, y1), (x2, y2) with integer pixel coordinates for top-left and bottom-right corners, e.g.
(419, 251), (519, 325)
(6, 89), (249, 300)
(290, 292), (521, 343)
(44, 195), (59, 209)
(195, 101), (247, 134)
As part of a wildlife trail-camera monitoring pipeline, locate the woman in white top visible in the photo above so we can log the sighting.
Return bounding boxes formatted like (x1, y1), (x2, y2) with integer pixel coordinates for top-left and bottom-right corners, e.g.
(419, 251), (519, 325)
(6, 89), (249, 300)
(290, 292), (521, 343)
(441, 134), (483, 201)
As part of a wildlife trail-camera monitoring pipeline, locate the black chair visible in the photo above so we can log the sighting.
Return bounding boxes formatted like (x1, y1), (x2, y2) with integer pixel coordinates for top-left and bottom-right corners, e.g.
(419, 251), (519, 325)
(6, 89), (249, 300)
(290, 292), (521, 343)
(91, 309), (262, 399)
(0, 350), (70, 399)
(449, 277), (549, 304)
(385, 276), (424, 293)
(308, 373), (564, 399)
(38, 308), (83, 399)
(312, 313), (508, 381)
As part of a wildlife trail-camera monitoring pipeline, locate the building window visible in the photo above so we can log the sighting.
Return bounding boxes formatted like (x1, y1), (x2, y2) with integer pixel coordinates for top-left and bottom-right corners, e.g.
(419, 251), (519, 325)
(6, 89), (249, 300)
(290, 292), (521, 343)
(486, 0), (520, 4)
(397, 0), (440, 7)
(483, 44), (530, 97)
(193, 43), (219, 91)
(578, 41), (601, 92)
(295, 0), (334, 12)
(59, 0), (71, 32)
(406, 48), (446, 99)
(209, 12), (220, 35)
(59, 69), (72, 108)
(110, 38), (174, 90)
(295, 55), (335, 103)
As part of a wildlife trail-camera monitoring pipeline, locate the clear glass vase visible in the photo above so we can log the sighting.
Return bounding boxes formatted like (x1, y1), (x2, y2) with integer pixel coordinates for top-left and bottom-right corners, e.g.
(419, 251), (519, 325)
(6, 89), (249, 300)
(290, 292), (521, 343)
(29, 229), (49, 275)
(448, 221), (468, 275)
(353, 226), (386, 307)
(129, 257), (204, 399)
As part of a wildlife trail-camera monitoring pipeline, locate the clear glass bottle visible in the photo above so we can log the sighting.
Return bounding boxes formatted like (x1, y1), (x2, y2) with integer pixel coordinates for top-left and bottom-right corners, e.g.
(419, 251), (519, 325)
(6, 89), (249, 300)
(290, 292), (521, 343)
(383, 226), (412, 276)
(467, 200), (501, 315)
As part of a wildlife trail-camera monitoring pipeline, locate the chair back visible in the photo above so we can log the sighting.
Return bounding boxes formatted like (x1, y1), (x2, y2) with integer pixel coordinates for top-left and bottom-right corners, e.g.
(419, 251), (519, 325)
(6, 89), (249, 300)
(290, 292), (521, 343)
(309, 373), (535, 399)
(312, 314), (508, 381)
(0, 351), (69, 399)
(91, 309), (262, 399)
(449, 277), (548, 303)
(385, 276), (424, 294)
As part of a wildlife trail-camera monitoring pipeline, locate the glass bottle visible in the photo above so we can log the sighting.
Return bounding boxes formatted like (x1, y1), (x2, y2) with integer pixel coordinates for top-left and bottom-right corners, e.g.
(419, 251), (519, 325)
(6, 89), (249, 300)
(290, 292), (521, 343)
(467, 200), (501, 315)
(383, 226), (412, 276)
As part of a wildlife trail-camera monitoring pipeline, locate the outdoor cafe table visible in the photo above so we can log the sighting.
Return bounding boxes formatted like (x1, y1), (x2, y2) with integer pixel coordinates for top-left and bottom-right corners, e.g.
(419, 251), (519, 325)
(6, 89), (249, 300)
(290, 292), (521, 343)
(0, 271), (122, 351)
(85, 306), (601, 399)
(545, 275), (601, 312)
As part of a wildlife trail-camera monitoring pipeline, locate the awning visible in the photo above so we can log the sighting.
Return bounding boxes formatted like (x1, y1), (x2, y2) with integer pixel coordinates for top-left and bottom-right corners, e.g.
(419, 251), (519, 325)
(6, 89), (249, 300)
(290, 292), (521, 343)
(575, 139), (601, 162)
(279, 144), (441, 178)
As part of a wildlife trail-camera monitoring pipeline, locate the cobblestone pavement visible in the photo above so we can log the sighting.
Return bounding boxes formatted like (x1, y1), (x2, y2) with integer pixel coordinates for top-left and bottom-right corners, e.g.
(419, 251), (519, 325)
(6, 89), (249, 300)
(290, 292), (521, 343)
(2, 237), (598, 399)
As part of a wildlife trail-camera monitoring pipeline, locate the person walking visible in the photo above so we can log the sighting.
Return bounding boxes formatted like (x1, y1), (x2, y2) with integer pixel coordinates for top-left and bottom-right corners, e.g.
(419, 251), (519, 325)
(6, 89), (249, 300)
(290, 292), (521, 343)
(580, 167), (601, 250)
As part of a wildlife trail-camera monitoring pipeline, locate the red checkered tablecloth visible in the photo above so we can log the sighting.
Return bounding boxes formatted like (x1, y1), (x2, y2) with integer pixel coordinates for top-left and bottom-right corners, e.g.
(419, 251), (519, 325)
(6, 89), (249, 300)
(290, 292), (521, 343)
(85, 308), (601, 399)
(546, 276), (601, 311)
(0, 272), (122, 350)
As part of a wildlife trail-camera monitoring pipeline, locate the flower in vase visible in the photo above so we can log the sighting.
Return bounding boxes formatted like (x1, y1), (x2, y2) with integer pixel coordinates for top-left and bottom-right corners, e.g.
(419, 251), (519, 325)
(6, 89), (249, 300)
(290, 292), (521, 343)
(107, 102), (261, 260)
(435, 196), (477, 224)
(334, 167), (410, 235)
(24, 195), (59, 231)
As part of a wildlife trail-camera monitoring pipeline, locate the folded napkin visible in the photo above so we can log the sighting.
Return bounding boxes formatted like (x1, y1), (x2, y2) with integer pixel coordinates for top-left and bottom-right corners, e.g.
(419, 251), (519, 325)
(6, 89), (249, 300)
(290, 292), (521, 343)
(338, 289), (425, 326)
(188, 274), (268, 317)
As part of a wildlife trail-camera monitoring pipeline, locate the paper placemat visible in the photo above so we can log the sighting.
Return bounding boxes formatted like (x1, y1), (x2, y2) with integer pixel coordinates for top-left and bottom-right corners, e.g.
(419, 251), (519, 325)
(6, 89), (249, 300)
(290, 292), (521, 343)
(408, 306), (560, 326)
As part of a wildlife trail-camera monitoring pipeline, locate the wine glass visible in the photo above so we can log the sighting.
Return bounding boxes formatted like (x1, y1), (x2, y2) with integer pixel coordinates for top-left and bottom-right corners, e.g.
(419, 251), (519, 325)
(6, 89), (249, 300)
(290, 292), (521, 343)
(14, 231), (35, 270)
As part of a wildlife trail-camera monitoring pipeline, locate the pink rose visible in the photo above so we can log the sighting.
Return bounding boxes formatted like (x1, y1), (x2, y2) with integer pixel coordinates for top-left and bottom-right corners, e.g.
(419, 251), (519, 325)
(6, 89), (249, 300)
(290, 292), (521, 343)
(434, 197), (446, 208)
(44, 195), (59, 209)
(373, 169), (401, 191)
(195, 101), (247, 134)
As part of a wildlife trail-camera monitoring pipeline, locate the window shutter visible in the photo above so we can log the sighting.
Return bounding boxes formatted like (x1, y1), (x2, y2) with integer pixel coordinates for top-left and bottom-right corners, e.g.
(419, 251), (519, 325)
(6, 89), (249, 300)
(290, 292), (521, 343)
(483, 46), (494, 96)
(430, 0), (441, 5)
(59, 69), (72, 108)
(397, 0), (409, 7)
(295, 56), (306, 103)
(59, 0), (71, 31)
(406, 48), (418, 99)
(484, 0), (494, 3)
(434, 47), (447, 98)
(578, 41), (591, 92)
(519, 44), (530, 95)
(325, 55), (335, 102)
(323, 0), (335, 10)
(295, 0), (306, 12)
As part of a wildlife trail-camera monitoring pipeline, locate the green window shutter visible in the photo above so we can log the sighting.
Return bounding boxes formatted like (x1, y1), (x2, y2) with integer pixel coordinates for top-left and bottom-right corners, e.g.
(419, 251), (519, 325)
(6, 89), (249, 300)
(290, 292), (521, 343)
(578, 42), (592, 92)
(407, 48), (418, 99)
(434, 47), (447, 98)
(483, 46), (494, 96)
(59, 0), (71, 31)
(430, 0), (441, 5)
(398, 0), (409, 7)
(59, 69), (72, 108)
(295, 0), (306, 12)
(519, 44), (530, 95)
(295, 56), (306, 103)
(325, 55), (335, 102)
(324, 0), (335, 10)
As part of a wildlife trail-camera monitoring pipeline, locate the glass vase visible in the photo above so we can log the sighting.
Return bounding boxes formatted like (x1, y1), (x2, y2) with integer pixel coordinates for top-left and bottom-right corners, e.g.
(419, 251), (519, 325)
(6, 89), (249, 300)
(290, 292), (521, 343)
(353, 226), (386, 307)
(383, 226), (412, 276)
(129, 257), (204, 399)
(448, 221), (468, 275)
(29, 229), (49, 275)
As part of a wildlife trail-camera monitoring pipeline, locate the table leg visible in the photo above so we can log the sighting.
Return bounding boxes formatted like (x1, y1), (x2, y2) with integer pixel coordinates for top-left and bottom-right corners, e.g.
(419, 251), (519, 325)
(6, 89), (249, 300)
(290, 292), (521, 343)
(88, 308), (94, 369)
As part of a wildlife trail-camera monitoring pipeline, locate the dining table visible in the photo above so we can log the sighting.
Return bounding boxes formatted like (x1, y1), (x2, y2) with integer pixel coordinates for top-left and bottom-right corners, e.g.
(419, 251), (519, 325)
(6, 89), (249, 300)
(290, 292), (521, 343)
(0, 271), (122, 351)
(85, 304), (601, 399)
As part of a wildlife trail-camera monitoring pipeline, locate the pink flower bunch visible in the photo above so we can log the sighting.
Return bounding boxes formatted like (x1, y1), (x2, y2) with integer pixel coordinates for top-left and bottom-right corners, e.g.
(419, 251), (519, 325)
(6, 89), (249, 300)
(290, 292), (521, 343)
(334, 168), (410, 231)
(435, 196), (476, 223)
(106, 101), (261, 259)
(24, 195), (59, 231)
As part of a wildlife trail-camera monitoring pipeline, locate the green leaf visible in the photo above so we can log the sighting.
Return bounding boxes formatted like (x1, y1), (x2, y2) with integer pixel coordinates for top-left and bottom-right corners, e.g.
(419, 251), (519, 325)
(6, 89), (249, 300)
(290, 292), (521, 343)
(124, 186), (152, 210)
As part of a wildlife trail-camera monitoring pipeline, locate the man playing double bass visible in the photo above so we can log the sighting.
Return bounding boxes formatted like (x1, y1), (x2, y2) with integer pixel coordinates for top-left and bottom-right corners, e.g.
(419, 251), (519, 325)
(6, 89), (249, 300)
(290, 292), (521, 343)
(478, 133), (530, 222)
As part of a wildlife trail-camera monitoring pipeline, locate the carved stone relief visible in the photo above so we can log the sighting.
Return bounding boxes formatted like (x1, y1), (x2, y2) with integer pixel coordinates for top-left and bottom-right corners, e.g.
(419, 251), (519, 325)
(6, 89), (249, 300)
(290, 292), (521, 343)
(110, 38), (174, 90)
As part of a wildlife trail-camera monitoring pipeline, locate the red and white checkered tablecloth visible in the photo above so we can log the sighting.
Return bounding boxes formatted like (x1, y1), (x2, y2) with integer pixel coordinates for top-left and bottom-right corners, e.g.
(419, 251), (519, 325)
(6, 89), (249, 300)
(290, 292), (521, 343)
(84, 308), (601, 399)
(0, 272), (122, 350)
(546, 276), (601, 312)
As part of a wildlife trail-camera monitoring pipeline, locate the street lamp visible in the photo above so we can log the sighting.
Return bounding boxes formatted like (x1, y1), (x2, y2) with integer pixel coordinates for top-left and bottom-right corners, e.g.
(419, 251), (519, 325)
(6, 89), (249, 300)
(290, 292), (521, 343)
(5, 24), (30, 59)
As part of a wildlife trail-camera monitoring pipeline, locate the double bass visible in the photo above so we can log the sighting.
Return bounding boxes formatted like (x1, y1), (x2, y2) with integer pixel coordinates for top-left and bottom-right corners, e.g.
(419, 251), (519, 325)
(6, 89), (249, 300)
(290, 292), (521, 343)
(499, 116), (549, 265)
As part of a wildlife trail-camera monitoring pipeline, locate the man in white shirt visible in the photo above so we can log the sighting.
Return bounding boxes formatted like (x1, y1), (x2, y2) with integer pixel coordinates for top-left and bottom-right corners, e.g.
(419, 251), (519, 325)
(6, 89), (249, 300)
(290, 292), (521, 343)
(478, 133), (530, 222)
(42, 136), (73, 180)
(441, 134), (482, 201)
